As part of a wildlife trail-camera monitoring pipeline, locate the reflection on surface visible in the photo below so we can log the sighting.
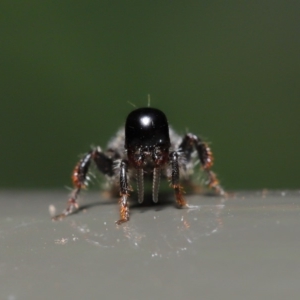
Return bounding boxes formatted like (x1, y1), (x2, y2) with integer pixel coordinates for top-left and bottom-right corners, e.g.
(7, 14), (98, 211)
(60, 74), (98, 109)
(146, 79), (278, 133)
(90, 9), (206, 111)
(61, 197), (226, 258)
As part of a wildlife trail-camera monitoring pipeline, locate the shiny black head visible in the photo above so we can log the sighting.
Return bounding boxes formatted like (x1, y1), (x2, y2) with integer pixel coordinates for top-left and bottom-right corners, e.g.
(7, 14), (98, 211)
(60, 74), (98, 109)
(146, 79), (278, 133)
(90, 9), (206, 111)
(125, 107), (170, 151)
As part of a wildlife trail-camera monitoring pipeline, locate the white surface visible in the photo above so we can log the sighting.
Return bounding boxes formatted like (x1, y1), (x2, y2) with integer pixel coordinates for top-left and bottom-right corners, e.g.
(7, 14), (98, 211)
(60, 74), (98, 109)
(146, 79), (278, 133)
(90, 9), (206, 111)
(0, 190), (300, 300)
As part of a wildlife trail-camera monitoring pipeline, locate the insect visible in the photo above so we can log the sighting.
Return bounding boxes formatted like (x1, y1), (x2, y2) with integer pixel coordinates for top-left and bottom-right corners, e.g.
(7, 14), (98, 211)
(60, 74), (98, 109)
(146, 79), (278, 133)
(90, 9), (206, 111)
(53, 107), (225, 224)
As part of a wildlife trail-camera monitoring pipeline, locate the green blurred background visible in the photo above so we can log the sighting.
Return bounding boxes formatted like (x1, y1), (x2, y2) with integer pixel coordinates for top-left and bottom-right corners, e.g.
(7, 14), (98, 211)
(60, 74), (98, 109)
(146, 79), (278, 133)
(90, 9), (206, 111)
(0, 1), (299, 190)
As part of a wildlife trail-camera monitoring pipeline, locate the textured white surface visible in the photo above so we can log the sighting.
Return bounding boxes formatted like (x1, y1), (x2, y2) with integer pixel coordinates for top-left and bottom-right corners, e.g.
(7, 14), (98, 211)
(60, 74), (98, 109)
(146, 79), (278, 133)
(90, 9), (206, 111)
(0, 190), (300, 300)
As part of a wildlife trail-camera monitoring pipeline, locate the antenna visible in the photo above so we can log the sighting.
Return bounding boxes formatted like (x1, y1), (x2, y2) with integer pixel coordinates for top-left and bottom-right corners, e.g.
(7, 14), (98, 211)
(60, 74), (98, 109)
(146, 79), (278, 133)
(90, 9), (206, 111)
(127, 101), (137, 108)
(147, 94), (151, 107)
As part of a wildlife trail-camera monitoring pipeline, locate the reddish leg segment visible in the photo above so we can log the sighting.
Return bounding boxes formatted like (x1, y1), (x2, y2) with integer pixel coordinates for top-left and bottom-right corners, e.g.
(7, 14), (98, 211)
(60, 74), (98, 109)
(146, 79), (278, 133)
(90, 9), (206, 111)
(116, 160), (130, 225)
(169, 151), (187, 207)
(179, 133), (225, 196)
(52, 148), (115, 221)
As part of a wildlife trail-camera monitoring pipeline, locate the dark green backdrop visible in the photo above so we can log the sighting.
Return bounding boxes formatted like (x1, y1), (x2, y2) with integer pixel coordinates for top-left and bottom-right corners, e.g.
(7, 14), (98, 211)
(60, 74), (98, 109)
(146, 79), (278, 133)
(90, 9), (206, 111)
(1, 1), (299, 190)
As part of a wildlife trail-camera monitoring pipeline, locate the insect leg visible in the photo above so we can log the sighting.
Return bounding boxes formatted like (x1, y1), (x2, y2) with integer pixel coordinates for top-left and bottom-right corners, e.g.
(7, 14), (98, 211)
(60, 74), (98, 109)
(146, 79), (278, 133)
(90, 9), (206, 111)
(169, 151), (187, 207)
(116, 159), (130, 225)
(136, 168), (144, 204)
(179, 133), (225, 195)
(152, 167), (161, 203)
(53, 148), (114, 220)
